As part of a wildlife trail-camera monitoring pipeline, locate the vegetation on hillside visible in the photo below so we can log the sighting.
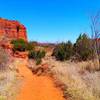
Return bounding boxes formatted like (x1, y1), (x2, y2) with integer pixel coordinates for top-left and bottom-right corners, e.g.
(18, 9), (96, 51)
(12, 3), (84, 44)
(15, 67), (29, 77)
(11, 39), (27, 52)
(74, 34), (95, 61)
(52, 41), (73, 61)
(52, 33), (98, 61)
(11, 39), (34, 52)
(11, 39), (46, 65)
(28, 50), (46, 65)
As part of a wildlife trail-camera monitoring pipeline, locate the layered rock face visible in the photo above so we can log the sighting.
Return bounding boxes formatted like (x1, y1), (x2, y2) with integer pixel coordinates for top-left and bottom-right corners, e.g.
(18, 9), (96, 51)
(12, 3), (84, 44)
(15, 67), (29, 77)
(0, 18), (27, 41)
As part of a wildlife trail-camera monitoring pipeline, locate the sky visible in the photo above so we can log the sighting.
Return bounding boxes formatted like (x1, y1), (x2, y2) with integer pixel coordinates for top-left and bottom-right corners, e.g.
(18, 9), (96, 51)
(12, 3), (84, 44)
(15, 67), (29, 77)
(0, 0), (100, 43)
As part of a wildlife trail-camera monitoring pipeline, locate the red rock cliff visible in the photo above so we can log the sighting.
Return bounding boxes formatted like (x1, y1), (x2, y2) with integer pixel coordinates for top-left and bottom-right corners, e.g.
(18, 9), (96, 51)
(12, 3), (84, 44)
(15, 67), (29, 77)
(0, 18), (27, 41)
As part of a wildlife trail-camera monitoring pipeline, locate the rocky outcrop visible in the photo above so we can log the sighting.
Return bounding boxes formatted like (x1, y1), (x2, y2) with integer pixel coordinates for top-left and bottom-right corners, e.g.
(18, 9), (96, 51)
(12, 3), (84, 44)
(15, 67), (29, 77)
(0, 18), (27, 41)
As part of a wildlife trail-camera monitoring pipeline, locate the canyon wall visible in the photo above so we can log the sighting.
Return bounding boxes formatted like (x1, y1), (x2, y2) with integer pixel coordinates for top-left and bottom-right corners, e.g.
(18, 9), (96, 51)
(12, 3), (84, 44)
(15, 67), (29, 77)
(0, 18), (27, 41)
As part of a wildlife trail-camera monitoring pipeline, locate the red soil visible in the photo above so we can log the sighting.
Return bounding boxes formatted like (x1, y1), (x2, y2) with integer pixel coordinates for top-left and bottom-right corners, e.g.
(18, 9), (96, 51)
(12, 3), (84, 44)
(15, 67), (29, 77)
(16, 61), (65, 100)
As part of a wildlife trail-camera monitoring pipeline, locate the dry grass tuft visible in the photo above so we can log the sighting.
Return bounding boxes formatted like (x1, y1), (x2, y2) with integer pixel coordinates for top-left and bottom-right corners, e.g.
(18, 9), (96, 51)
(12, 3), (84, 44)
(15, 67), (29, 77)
(47, 57), (100, 100)
(77, 59), (100, 72)
(0, 47), (8, 70)
(0, 58), (24, 100)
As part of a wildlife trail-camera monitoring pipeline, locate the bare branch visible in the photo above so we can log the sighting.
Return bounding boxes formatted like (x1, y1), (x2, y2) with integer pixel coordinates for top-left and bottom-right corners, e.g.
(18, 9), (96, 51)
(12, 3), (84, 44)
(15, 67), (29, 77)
(90, 11), (100, 62)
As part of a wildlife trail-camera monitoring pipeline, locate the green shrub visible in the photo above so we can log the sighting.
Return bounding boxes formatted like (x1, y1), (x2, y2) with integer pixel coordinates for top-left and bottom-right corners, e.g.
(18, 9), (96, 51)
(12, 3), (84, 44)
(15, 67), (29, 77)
(11, 39), (27, 52)
(26, 43), (34, 51)
(28, 50), (46, 65)
(52, 41), (73, 61)
(28, 50), (46, 59)
(36, 50), (46, 59)
(36, 58), (42, 65)
(74, 34), (94, 61)
(28, 50), (36, 59)
(11, 39), (34, 52)
(52, 34), (95, 61)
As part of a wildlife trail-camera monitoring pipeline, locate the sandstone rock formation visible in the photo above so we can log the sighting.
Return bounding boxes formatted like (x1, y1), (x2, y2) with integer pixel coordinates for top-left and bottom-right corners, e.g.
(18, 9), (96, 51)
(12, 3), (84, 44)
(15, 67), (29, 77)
(0, 18), (27, 41)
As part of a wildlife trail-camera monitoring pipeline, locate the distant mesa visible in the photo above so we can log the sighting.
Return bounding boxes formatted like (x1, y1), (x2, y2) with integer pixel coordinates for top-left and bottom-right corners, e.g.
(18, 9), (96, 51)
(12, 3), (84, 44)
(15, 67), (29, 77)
(0, 18), (27, 41)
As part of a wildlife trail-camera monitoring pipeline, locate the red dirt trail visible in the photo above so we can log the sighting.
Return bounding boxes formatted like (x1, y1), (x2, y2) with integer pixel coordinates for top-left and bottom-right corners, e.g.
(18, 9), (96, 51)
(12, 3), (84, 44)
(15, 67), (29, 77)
(16, 61), (65, 100)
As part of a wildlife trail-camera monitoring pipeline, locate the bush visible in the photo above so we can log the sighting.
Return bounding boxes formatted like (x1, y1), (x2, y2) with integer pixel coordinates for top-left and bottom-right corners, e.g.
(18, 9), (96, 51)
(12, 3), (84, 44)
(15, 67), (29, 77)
(52, 34), (95, 61)
(28, 50), (46, 65)
(28, 50), (45, 59)
(52, 41), (73, 61)
(28, 50), (36, 59)
(0, 47), (8, 70)
(11, 39), (27, 52)
(36, 50), (46, 59)
(36, 58), (42, 65)
(26, 43), (34, 51)
(74, 34), (94, 61)
(11, 39), (34, 52)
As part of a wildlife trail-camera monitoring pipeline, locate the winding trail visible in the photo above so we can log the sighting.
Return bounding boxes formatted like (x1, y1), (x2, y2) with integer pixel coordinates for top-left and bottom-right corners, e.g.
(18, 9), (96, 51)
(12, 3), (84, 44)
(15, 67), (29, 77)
(16, 60), (64, 100)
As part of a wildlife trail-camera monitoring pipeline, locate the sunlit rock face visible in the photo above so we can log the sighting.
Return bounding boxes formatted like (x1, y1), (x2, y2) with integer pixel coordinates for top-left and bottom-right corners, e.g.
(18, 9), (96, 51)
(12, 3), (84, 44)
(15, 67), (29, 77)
(0, 18), (27, 41)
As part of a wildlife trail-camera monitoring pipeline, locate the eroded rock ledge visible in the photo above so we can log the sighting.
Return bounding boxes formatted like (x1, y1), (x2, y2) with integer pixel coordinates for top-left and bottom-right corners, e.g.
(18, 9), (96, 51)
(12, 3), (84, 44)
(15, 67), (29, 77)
(0, 18), (27, 41)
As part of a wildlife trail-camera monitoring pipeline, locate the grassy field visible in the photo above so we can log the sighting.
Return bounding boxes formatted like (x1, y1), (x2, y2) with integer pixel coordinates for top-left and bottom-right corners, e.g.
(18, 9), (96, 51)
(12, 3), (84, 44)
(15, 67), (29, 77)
(48, 58), (100, 100)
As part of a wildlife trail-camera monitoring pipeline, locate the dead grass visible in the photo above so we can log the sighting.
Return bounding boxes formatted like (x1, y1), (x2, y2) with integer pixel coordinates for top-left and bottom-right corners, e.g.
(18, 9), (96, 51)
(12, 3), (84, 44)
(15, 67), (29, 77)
(0, 58), (25, 100)
(77, 59), (100, 72)
(0, 47), (8, 70)
(44, 57), (100, 100)
(0, 96), (6, 100)
(27, 54), (100, 100)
